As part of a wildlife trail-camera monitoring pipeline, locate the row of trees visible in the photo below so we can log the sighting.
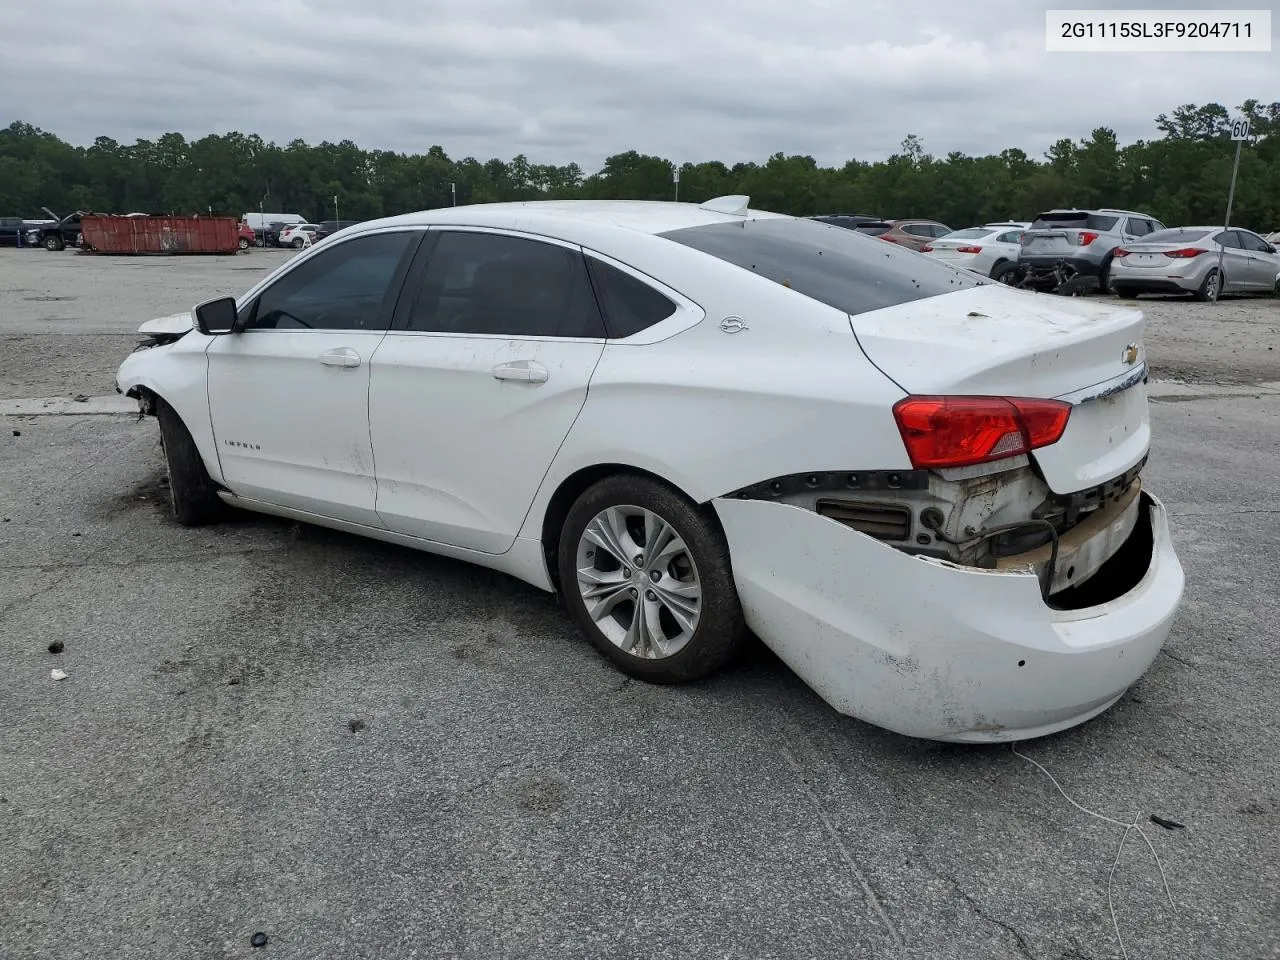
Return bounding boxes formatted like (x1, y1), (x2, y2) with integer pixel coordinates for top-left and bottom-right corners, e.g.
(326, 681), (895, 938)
(2, 101), (1278, 231)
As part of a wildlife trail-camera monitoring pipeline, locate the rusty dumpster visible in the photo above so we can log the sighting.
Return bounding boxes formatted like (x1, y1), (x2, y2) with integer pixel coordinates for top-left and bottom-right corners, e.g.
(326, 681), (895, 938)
(80, 215), (240, 255)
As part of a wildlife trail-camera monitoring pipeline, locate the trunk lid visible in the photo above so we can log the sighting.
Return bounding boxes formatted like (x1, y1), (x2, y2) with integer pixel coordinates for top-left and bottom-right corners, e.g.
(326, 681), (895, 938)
(850, 284), (1150, 494)
(1116, 243), (1212, 270)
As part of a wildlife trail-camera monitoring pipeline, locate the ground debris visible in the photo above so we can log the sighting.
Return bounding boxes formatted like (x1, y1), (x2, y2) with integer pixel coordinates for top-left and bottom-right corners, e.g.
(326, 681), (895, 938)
(48, 641), (64, 654)
(1149, 814), (1185, 830)
(50, 669), (68, 681)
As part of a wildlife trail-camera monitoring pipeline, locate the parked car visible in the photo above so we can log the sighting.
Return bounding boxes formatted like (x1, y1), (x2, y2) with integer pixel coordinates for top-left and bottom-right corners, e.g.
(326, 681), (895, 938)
(115, 197), (1183, 743)
(1016, 208), (1165, 294)
(1109, 226), (1279, 300)
(314, 219), (362, 241)
(870, 219), (953, 251)
(809, 214), (885, 230)
(242, 212), (308, 235)
(0, 216), (24, 247)
(238, 222), (256, 250)
(29, 207), (89, 251)
(922, 224), (1026, 278)
(278, 223), (321, 248)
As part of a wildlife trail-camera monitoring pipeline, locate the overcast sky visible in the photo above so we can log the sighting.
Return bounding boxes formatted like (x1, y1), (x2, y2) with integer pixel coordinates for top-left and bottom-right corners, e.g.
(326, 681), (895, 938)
(0, 0), (1273, 169)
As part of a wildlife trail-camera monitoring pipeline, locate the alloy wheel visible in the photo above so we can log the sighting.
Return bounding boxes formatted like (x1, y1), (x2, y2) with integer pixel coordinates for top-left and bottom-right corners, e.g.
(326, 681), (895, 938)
(575, 505), (702, 659)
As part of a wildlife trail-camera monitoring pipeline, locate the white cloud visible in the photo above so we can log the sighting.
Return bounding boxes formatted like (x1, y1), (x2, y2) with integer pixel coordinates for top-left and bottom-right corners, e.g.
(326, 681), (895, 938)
(0, 0), (1273, 167)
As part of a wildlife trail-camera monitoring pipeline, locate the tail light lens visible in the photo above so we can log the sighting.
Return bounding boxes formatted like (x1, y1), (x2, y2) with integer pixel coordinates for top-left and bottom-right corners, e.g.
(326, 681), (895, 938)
(1076, 231), (1099, 246)
(920, 245), (933, 252)
(954, 245), (983, 254)
(1113, 247), (1130, 257)
(892, 396), (1072, 469)
(1165, 247), (1207, 258)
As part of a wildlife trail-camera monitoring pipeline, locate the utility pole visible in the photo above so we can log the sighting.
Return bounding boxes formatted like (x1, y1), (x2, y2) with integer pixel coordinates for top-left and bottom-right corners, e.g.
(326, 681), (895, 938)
(334, 194), (339, 222)
(451, 182), (457, 206)
(1212, 118), (1251, 303)
(673, 166), (680, 203)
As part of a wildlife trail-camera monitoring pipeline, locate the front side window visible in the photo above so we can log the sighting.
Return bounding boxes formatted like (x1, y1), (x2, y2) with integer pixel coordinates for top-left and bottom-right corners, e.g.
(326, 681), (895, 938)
(661, 217), (984, 317)
(406, 231), (604, 338)
(246, 231), (416, 331)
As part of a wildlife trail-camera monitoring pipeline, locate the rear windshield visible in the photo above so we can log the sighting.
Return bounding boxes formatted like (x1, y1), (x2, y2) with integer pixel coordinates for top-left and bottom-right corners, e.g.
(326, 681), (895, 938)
(660, 218), (984, 317)
(1143, 228), (1211, 244)
(1030, 212), (1120, 231)
(854, 224), (891, 235)
(940, 228), (993, 240)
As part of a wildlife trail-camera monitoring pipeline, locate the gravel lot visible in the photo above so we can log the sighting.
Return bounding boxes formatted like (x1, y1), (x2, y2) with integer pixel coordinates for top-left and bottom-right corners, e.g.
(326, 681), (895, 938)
(1, 247), (1278, 959)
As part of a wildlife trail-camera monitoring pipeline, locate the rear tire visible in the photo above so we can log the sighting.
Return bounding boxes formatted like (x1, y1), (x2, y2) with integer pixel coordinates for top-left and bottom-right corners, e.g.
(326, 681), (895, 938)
(557, 474), (746, 685)
(292, 237), (305, 249)
(1113, 284), (1140, 299)
(1098, 255), (1115, 294)
(991, 261), (1026, 286)
(156, 398), (223, 526)
(1194, 268), (1221, 301)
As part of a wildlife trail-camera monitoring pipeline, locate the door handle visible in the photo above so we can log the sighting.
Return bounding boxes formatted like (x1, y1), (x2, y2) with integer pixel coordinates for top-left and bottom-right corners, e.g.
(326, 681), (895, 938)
(492, 360), (548, 383)
(319, 347), (361, 368)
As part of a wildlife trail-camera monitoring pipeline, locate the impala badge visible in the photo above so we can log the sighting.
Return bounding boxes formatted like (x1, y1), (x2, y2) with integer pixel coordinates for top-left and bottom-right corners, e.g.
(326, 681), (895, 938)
(1122, 343), (1139, 365)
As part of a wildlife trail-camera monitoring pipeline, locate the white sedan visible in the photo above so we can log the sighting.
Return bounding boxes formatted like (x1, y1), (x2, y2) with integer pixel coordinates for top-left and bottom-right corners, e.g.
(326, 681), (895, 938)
(278, 224), (321, 248)
(923, 224), (1027, 278)
(116, 197), (1184, 742)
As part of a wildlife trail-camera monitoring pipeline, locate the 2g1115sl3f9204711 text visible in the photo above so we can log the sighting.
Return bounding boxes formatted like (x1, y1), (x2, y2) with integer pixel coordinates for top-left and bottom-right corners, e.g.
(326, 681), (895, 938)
(1059, 19), (1253, 39)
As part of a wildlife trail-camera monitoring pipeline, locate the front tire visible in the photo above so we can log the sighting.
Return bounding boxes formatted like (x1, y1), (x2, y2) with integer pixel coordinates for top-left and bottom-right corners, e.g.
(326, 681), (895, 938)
(292, 237), (305, 249)
(557, 474), (746, 684)
(238, 237), (249, 251)
(44, 234), (65, 252)
(156, 398), (223, 526)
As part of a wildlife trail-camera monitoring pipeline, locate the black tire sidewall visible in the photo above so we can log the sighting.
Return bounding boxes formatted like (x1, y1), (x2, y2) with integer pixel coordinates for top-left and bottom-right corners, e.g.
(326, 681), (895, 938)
(556, 475), (745, 684)
(156, 399), (221, 526)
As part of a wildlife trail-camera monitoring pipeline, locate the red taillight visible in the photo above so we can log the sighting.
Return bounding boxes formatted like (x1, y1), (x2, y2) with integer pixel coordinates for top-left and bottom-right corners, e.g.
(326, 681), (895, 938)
(892, 396), (1072, 469)
(1076, 231), (1099, 246)
(954, 245), (983, 254)
(1113, 247), (1130, 257)
(1164, 247), (1207, 258)
(920, 245), (933, 252)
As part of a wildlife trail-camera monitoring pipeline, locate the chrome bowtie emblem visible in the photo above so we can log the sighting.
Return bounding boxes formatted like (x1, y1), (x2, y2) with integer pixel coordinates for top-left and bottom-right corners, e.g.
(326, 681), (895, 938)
(719, 316), (747, 334)
(1122, 343), (1139, 365)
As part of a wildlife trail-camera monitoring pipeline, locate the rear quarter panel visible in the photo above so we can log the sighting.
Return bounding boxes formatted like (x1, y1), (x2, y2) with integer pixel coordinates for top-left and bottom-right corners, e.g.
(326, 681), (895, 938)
(518, 262), (910, 539)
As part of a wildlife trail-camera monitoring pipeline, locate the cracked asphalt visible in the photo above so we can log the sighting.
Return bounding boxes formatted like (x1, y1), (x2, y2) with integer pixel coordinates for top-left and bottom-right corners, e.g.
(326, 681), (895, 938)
(1, 249), (1278, 959)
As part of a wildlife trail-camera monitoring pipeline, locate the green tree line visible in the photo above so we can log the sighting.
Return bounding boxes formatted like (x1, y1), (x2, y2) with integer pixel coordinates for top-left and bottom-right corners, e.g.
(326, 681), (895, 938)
(2, 100), (1277, 231)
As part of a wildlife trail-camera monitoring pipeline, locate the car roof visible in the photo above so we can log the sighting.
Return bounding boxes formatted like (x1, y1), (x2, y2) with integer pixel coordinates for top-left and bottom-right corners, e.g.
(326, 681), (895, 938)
(352, 199), (793, 241)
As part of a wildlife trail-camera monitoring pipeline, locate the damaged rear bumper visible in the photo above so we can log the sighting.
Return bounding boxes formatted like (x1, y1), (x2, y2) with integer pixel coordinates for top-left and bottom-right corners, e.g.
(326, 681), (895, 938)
(713, 491), (1183, 742)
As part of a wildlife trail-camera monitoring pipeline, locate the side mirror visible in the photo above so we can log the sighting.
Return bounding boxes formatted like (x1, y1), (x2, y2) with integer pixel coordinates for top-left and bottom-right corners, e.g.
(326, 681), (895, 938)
(194, 296), (239, 335)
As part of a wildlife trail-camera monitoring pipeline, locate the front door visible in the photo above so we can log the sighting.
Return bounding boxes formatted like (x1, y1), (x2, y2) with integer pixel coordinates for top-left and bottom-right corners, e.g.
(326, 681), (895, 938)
(206, 229), (420, 526)
(369, 229), (607, 554)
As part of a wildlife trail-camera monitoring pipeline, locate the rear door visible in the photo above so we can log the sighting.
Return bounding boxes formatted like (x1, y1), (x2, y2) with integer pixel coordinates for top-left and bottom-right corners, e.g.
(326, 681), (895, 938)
(368, 229), (606, 554)
(1239, 231), (1279, 289)
(1216, 231), (1256, 291)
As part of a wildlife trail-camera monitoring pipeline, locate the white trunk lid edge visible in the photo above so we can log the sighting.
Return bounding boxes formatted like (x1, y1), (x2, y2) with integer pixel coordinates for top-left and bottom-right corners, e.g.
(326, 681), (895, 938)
(850, 285), (1150, 494)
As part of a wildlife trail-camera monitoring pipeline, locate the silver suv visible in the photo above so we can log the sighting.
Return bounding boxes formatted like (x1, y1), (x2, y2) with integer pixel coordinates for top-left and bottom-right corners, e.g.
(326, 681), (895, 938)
(1014, 208), (1165, 294)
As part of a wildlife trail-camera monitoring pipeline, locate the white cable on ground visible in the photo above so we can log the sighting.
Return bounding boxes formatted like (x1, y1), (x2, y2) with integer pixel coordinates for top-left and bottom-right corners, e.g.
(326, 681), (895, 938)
(1011, 745), (1177, 960)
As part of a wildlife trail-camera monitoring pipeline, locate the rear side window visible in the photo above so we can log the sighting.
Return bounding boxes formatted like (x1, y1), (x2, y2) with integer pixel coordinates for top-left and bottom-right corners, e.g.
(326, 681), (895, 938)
(1126, 218), (1153, 237)
(1218, 230), (1244, 249)
(660, 218), (983, 317)
(996, 231), (1023, 243)
(902, 223), (934, 237)
(587, 259), (677, 338)
(406, 231), (604, 338)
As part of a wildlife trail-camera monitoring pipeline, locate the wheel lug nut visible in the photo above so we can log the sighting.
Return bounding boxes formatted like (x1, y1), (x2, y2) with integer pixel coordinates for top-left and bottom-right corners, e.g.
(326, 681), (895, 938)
(646, 590), (657, 601)
(630, 588), (638, 598)
(649, 570), (661, 582)
(634, 555), (644, 566)
(622, 568), (631, 578)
